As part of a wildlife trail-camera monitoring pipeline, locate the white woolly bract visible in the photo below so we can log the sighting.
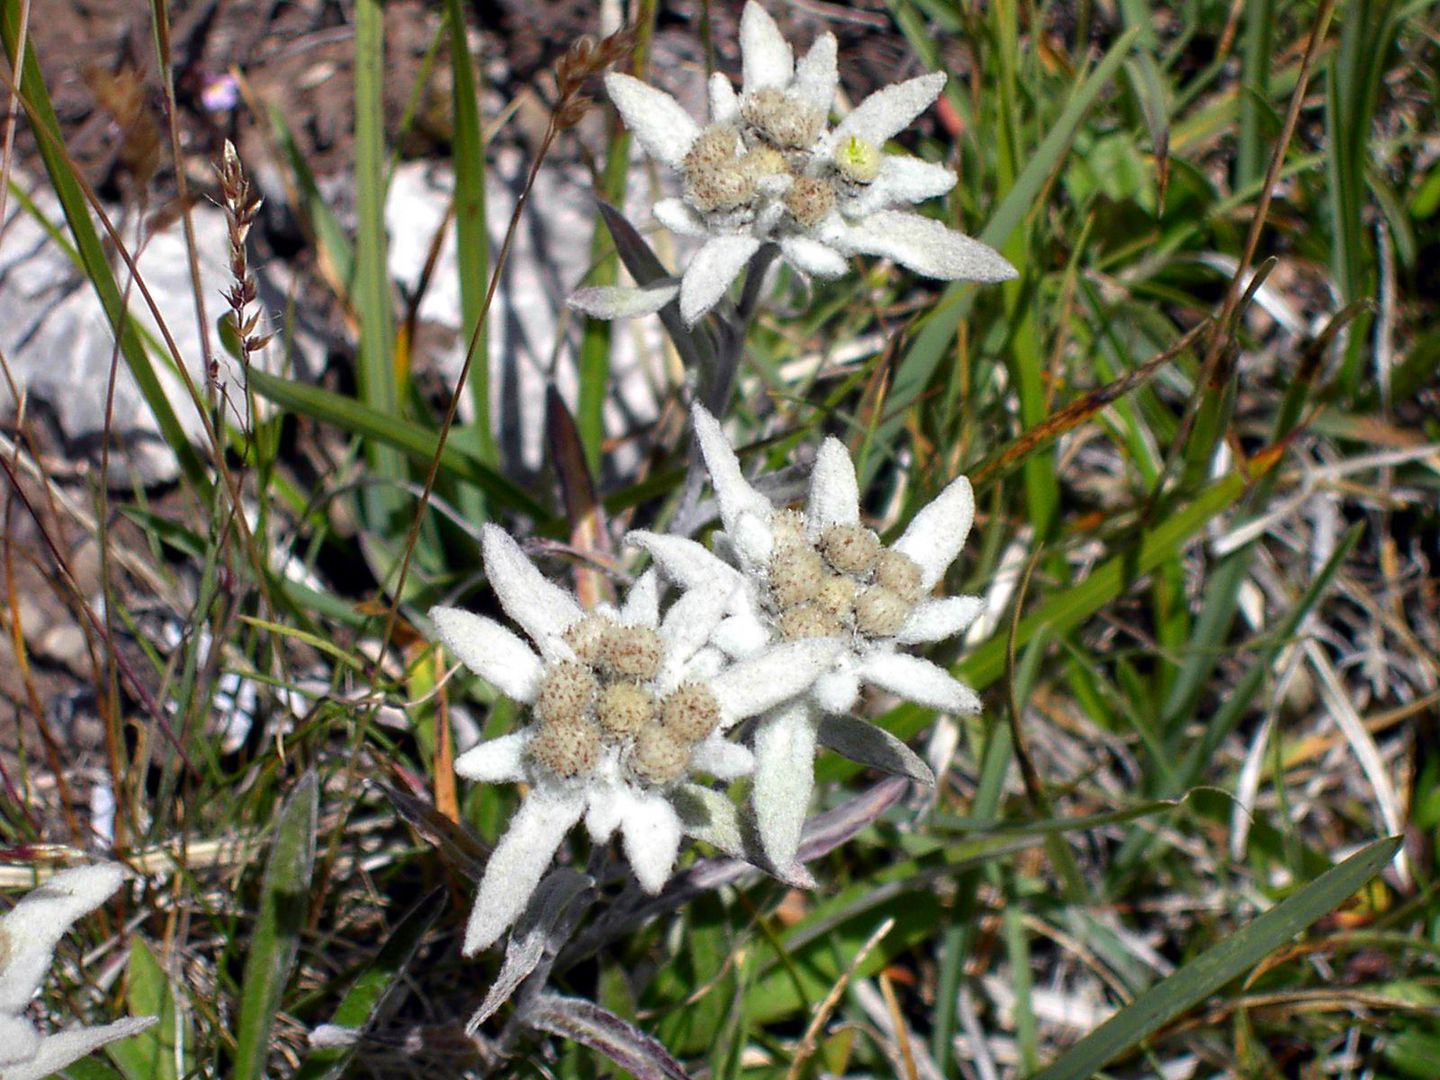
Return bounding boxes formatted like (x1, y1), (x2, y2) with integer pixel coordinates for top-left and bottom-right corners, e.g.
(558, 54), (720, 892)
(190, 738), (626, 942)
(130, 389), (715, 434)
(0, 865), (156, 1079)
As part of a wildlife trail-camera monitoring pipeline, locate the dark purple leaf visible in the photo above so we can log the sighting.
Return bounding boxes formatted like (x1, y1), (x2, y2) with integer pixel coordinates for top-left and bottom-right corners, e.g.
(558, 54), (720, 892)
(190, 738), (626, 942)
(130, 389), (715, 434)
(470, 869), (593, 1031)
(596, 201), (715, 375)
(817, 715), (935, 786)
(372, 781), (488, 881)
(524, 994), (692, 1080)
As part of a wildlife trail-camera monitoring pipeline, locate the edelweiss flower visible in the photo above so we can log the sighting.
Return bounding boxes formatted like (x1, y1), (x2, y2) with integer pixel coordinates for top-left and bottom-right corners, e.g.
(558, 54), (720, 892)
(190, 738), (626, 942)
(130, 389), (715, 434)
(630, 405), (983, 866)
(1, 865), (156, 1080)
(431, 525), (840, 954)
(570, 1), (1016, 326)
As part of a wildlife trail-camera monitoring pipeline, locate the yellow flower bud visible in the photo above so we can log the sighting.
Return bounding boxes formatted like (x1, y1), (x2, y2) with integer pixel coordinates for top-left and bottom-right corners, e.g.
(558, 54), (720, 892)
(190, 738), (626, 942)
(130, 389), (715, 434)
(835, 134), (882, 184)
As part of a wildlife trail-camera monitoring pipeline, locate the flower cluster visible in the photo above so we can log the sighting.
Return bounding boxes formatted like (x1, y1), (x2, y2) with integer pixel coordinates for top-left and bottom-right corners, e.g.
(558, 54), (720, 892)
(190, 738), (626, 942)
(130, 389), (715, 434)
(1, 865), (155, 1080)
(570, 1), (1016, 325)
(630, 405), (984, 866)
(431, 526), (840, 955)
(430, 0), (996, 980)
(434, 409), (984, 949)
(634, 406), (982, 717)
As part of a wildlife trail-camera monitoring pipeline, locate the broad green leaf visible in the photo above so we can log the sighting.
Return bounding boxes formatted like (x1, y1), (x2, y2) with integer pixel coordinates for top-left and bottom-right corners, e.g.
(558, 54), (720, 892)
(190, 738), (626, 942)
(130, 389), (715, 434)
(246, 367), (550, 520)
(61, 1059), (131, 1080)
(233, 772), (319, 1080)
(105, 938), (188, 1080)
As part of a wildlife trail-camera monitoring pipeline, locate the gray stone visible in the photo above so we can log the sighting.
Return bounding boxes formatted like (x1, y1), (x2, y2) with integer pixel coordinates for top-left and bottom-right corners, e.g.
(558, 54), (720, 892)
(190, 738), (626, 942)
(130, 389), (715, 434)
(35, 622), (88, 669)
(11, 595), (50, 644)
(1, 152), (664, 486)
(0, 184), (316, 486)
(383, 153), (663, 474)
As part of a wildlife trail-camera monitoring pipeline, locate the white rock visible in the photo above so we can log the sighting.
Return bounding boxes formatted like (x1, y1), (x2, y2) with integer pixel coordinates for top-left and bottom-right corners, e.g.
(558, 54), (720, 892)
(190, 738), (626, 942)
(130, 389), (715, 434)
(383, 153), (663, 473)
(0, 183), (317, 486)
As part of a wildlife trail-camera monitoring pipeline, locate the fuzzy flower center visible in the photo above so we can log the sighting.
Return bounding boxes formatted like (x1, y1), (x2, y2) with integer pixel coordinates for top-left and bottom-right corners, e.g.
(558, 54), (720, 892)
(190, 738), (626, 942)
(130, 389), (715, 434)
(741, 87), (825, 151)
(763, 510), (925, 645)
(677, 90), (881, 235)
(523, 615), (723, 788)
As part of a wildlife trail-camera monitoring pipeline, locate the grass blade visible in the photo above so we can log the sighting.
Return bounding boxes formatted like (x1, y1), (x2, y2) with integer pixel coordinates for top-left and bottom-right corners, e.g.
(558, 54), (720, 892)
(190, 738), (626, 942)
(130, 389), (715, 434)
(1325, 0), (1396, 389)
(1237, 0), (1275, 189)
(1029, 835), (1402, 1080)
(0, 0), (210, 493)
(867, 26), (1139, 481)
(353, 0), (406, 531)
(233, 772), (320, 1080)
(267, 103), (354, 293)
(817, 467), (1251, 783)
(246, 367), (551, 520)
(576, 0), (657, 470)
(443, 0), (494, 464)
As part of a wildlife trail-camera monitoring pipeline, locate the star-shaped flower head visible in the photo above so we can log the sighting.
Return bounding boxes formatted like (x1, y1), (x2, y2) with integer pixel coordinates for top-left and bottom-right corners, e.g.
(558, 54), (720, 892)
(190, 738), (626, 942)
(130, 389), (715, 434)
(629, 405), (983, 867)
(1, 865), (156, 1080)
(570, 1), (1016, 326)
(430, 525), (840, 954)
(635, 404), (983, 715)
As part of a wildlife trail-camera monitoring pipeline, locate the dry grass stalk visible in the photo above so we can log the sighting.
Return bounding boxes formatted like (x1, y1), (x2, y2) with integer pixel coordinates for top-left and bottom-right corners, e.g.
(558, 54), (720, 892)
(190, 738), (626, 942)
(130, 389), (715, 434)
(554, 25), (639, 130)
(213, 139), (271, 392)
